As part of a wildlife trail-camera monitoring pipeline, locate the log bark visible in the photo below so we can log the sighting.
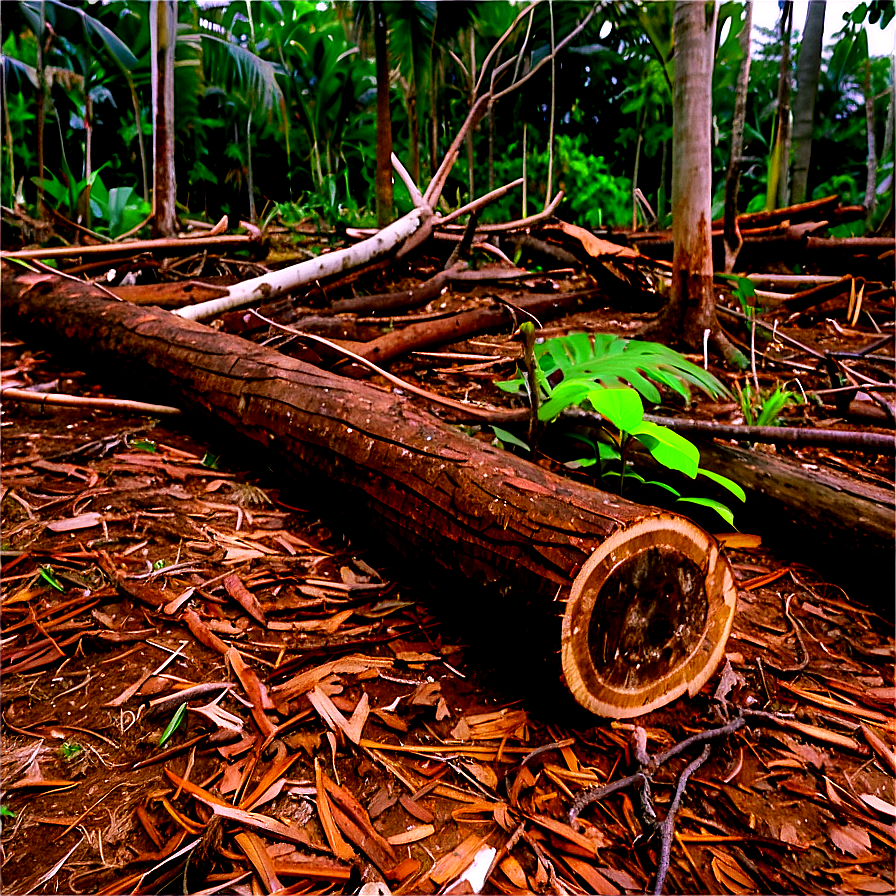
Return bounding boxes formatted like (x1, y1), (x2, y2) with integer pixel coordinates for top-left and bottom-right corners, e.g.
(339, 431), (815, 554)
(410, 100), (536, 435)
(1, 263), (737, 719)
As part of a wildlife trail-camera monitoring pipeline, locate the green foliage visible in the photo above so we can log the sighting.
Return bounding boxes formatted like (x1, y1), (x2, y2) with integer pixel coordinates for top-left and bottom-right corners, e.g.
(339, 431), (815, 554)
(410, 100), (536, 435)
(498, 333), (743, 526)
(498, 332), (729, 413)
(716, 273), (759, 318)
(201, 451), (220, 470)
(737, 382), (803, 427)
(158, 703), (187, 747)
(89, 173), (150, 237)
(38, 565), (65, 592)
(59, 741), (83, 760)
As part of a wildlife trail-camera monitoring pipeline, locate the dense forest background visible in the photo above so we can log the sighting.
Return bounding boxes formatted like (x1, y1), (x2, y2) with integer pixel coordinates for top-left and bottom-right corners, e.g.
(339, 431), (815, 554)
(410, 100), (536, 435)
(1, 0), (893, 241)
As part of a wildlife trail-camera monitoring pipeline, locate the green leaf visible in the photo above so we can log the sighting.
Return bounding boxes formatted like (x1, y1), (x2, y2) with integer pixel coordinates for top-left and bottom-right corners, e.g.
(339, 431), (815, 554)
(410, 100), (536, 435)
(645, 480), (681, 497)
(697, 468), (746, 502)
(0, 806), (15, 819)
(565, 457), (598, 469)
(131, 439), (157, 453)
(584, 387), (645, 432)
(491, 426), (530, 452)
(201, 452), (220, 470)
(59, 741), (82, 760)
(38, 566), (65, 592)
(158, 703), (187, 747)
(629, 421), (700, 477)
(676, 497), (735, 527)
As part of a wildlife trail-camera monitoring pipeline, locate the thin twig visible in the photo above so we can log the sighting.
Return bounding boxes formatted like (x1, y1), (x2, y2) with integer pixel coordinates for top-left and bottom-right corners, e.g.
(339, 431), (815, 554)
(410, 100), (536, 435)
(251, 311), (519, 423)
(653, 745), (712, 895)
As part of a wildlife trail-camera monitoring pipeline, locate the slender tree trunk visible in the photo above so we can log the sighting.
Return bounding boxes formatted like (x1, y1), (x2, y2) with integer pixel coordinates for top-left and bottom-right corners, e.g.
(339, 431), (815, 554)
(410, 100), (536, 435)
(429, 39), (439, 176)
(83, 94), (93, 227)
(373, 2), (393, 227)
(791, 1), (826, 204)
(151, 0), (177, 237)
(863, 53), (877, 224)
(407, 78), (420, 186)
(766, 1), (793, 211)
(246, 109), (256, 224)
(128, 78), (149, 203)
(642, 2), (746, 368)
(545, 0), (556, 211)
(466, 28), (475, 201)
(487, 99), (495, 191)
(632, 101), (647, 230)
(722, 1), (753, 271)
(36, 0), (47, 215)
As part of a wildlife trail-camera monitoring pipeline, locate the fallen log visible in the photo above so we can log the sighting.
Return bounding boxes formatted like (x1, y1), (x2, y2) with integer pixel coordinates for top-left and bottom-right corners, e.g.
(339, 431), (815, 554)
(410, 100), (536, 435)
(564, 408), (895, 603)
(2, 262), (737, 719)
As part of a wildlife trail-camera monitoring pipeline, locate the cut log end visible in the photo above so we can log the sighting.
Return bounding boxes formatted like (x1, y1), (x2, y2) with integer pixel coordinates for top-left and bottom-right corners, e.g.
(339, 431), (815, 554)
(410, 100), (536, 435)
(561, 514), (737, 718)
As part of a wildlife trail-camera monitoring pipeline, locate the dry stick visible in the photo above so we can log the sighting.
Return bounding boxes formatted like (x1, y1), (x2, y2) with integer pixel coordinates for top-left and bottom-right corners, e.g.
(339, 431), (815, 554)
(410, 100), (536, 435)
(437, 177), (524, 226)
(717, 305), (825, 359)
(250, 311), (517, 424)
(637, 413), (896, 455)
(652, 745), (712, 896)
(0, 386), (182, 416)
(439, 191), (565, 233)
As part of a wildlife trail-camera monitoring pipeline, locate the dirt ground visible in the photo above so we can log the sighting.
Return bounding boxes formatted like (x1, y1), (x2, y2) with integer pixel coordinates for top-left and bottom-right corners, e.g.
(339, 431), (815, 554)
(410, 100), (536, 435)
(1, 254), (895, 895)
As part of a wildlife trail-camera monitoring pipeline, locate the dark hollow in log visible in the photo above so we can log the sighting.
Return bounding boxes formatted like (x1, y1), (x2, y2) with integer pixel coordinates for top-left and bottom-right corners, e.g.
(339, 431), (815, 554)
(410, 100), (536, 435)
(1, 263), (737, 718)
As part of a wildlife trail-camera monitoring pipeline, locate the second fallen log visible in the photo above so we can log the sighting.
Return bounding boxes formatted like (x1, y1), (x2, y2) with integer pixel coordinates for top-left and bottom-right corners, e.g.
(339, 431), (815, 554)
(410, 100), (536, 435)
(2, 264), (737, 718)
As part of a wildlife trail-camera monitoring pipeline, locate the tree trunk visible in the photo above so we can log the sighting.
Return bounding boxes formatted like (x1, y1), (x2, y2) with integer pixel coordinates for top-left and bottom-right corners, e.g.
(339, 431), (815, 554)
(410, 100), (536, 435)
(863, 53), (877, 223)
(722, 1), (753, 271)
(151, 0), (177, 237)
(766, 1), (793, 211)
(791, 0), (826, 205)
(374, 2), (393, 228)
(642, 2), (745, 367)
(2, 263), (737, 720)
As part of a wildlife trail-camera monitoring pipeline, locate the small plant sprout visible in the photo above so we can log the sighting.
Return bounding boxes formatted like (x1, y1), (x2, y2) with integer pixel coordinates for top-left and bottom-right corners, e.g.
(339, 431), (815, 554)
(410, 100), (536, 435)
(737, 382), (804, 427)
(498, 332), (746, 526)
(59, 741), (83, 760)
(159, 703), (188, 747)
(38, 566), (66, 592)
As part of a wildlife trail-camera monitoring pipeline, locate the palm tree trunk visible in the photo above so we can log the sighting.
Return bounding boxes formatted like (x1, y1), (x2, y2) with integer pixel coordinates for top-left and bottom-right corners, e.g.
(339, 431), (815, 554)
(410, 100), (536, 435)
(151, 0), (178, 237)
(373, 1), (393, 227)
(36, 0), (47, 215)
(791, 1), (826, 204)
(722, 1), (753, 271)
(642, 1), (745, 368)
(863, 53), (877, 224)
(766, 1), (793, 211)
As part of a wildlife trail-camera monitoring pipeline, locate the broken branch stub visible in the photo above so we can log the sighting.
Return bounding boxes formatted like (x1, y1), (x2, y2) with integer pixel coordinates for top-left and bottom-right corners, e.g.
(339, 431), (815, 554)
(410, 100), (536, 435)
(2, 264), (737, 718)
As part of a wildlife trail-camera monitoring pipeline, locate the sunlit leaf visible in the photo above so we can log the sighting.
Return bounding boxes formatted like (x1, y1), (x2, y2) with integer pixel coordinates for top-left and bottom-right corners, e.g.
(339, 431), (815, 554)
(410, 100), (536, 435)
(159, 703), (187, 747)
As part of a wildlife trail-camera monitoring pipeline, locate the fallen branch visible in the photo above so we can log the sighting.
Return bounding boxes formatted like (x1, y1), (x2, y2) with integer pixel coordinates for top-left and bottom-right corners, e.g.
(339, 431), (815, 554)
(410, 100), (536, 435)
(0, 386), (182, 416)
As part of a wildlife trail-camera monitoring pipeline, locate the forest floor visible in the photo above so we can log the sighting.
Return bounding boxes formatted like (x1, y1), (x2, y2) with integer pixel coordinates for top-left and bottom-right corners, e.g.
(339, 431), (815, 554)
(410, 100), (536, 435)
(1, 235), (894, 895)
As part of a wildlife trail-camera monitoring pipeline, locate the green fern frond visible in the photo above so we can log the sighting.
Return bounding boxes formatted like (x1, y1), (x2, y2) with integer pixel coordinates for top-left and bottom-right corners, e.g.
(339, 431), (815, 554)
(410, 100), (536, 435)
(498, 332), (728, 407)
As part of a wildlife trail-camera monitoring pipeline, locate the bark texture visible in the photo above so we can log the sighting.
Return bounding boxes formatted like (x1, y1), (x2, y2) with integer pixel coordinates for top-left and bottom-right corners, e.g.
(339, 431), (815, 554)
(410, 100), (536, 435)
(791, 0), (826, 204)
(1, 264), (737, 718)
(151, 0), (177, 238)
(722, 1), (753, 271)
(374, 2), (394, 228)
(651, 1), (743, 367)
